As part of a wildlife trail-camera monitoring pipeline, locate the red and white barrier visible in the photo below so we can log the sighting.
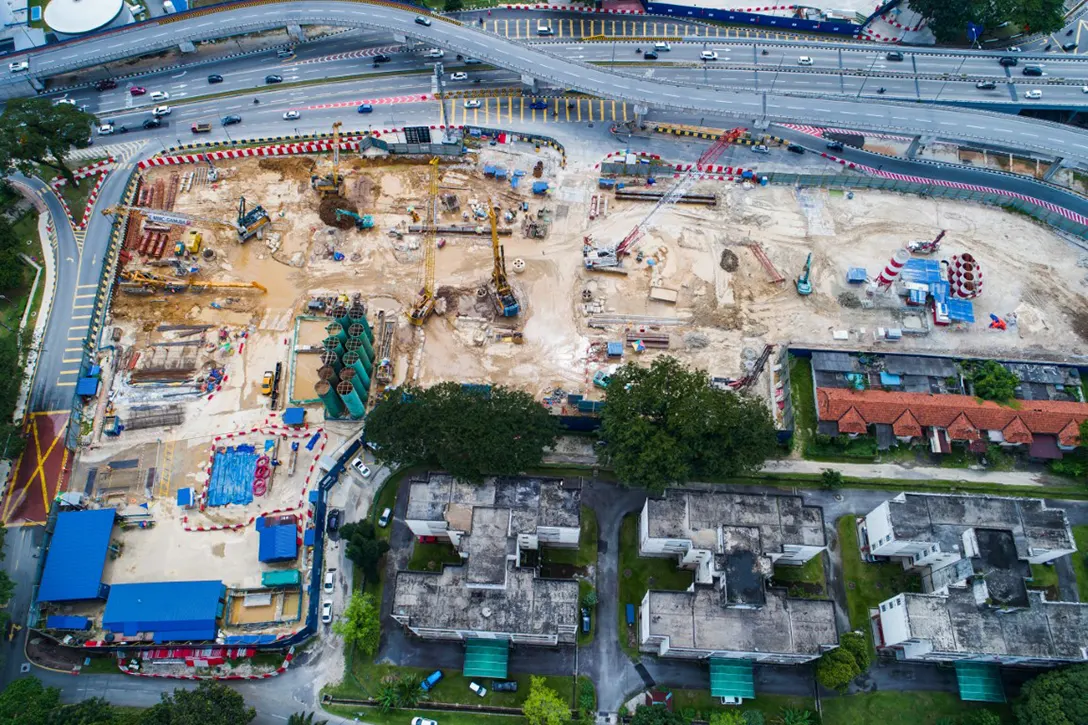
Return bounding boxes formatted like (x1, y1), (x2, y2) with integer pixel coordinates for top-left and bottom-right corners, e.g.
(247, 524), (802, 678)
(502, 4), (644, 13)
(116, 648), (295, 680)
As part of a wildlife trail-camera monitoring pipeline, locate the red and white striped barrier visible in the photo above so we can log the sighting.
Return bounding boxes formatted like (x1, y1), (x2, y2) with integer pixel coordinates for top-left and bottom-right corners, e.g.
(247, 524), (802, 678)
(783, 124), (913, 142)
(50, 157), (114, 188)
(880, 12), (925, 31)
(502, 4), (644, 12)
(117, 648), (295, 680)
(595, 149), (662, 168)
(138, 141), (359, 169)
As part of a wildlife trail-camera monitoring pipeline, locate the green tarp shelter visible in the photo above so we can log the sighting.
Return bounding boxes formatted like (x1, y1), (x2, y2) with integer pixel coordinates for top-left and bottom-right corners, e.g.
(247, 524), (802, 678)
(463, 638), (509, 679)
(709, 658), (755, 700)
(955, 661), (1005, 703)
(261, 569), (301, 587)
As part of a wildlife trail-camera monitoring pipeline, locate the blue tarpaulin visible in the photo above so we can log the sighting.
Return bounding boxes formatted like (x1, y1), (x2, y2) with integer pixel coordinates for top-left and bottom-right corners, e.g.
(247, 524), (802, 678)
(948, 299), (976, 323)
(304, 528), (315, 546)
(879, 372), (902, 386)
(305, 432), (321, 451)
(283, 408), (306, 426)
(76, 377), (100, 396)
(846, 267), (867, 284)
(38, 509), (116, 603)
(259, 523), (298, 563)
(900, 258), (943, 284)
(103, 581), (224, 642)
(223, 633), (280, 645)
(206, 445), (257, 507)
(46, 615), (90, 630)
(176, 488), (194, 507)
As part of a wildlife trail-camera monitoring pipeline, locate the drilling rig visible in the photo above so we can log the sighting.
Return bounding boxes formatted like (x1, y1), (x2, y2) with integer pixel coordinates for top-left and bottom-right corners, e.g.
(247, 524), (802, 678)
(408, 157), (440, 326)
(487, 199), (520, 317)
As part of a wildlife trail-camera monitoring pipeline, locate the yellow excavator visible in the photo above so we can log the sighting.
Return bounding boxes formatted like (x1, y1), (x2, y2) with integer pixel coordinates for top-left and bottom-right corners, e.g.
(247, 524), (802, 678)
(102, 197), (270, 243)
(120, 269), (267, 294)
(311, 121), (344, 197)
(408, 157), (440, 326)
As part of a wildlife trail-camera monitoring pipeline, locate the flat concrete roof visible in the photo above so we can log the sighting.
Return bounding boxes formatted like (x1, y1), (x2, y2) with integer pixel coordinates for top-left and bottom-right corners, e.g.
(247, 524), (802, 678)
(405, 474), (580, 535)
(647, 588), (837, 655)
(464, 507), (512, 586)
(393, 563), (578, 635)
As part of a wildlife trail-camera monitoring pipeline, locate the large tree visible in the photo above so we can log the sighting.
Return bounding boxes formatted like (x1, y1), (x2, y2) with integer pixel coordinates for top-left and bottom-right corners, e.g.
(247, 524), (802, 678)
(908, 0), (1064, 43)
(0, 98), (96, 185)
(598, 356), (778, 493)
(365, 381), (559, 483)
(0, 677), (60, 725)
(340, 520), (389, 585)
(965, 360), (1019, 402)
(1014, 664), (1088, 725)
(141, 681), (255, 725)
(523, 676), (569, 725)
(815, 631), (871, 692)
(629, 705), (688, 725)
(333, 591), (381, 656)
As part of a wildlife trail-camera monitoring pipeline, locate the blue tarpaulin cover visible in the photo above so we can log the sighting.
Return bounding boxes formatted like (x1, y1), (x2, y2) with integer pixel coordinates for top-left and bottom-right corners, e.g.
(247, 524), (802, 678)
(259, 523), (299, 563)
(283, 408), (305, 426)
(103, 581), (224, 642)
(38, 509), (116, 603)
(46, 615), (90, 630)
(207, 445), (257, 507)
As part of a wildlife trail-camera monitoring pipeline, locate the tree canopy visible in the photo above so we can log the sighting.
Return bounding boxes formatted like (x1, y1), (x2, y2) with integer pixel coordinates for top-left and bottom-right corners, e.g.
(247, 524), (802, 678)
(0, 678), (138, 725)
(909, 0), (1064, 43)
(333, 591), (381, 656)
(141, 681), (255, 725)
(629, 705), (688, 725)
(1014, 664), (1088, 725)
(598, 356), (778, 493)
(364, 381), (559, 482)
(339, 520), (389, 586)
(0, 98), (96, 185)
(522, 676), (569, 725)
(815, 631), (871, 692)
(965, 360), (1019, 402)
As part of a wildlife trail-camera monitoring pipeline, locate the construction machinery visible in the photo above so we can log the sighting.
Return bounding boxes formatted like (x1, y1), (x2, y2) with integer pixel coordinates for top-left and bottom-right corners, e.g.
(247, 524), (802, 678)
(335, 208), (374, 230)
(408, 157), (441, 326)
(795, 253), (813, 296)
(102, 198), (269, 242)
(119, 269), (267, 293)
(175, 229), (202, 257)
(908, 229), (945, 255)
(584, 127), (745, 270)
(487, 198), (520, 317)
(311, 121), (344, 197)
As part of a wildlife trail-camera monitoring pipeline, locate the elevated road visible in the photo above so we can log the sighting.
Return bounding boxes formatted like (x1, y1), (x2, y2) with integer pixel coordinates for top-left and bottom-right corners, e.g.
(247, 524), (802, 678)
(8, 1), (1088, 163)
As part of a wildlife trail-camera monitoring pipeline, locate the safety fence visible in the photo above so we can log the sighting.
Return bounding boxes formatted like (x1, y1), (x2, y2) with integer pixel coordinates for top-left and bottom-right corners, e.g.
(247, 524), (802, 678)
(465, 125), (567, 167)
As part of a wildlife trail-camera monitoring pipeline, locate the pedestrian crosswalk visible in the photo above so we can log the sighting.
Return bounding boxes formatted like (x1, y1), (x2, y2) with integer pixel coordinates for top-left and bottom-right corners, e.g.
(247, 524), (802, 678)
(70, 140), (147, 165)
(445, 95), (631, 125)
(483, 17), (817, 41)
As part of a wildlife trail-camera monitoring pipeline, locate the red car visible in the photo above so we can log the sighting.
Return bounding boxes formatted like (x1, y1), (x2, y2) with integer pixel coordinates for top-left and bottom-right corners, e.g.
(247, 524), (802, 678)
(129, 86), (146, 96)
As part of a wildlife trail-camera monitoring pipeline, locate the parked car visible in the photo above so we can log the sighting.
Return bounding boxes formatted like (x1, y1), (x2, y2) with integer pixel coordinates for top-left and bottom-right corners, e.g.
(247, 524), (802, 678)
(152, 105), (171, 117)
(975, 80), (997, 89)
(350, 457), (371, 477)
(643, 50), (658, 60)
(414, 14), (432, 25)
(464, 57), (482, 64)
(751, 144), (769, 154)
(323, 571), (335, 593)
(191, 122), (213, 133)
(654, 41), (671, 51)
(142, 118), (162, 129)
(150, 91), (169, 102)
(357, 104), (373, 113)
(94, 78), (117, 90)
(283, 110), (301, 120)
(207, 74), (224, 84)
(420, 671), (443, 691)
(1063, 42), (1078, 52)
(1024, 89), (1043, 99)
(378, 507), (392, 528)
(321, 600), (333, 624)
(529, 100), (548, 110)
(8, 61), (28, 72)
(491, 681), (518, 693)
(222, 115), (242, 125)
(581, 607), (591, 633)
(450, 72), (468, 81)
(265, 74), (283, 84)
(410, 719), (438, 725)
(826, 140), (844, 152)
(464, 99), (481, 108)
(130, 86), (147, 96)
(797, 56), (814, 65)
(787, 143), (805, 154)
(700, 50), (718, 61)
(469, 682), (488, 698)
(326, 508), (342, 536)
(720, 696), (743, 705)
(536, 22), (552, 35)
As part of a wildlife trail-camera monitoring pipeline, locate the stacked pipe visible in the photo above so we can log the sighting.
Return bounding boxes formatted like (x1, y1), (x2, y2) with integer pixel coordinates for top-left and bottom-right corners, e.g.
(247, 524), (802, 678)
(333, 305), (351, 330)
(323, 335), (344, 359)
(948, 252), (983, 299)
(326, 322), (348, 345)
(317, 365), (336, 383)
(320, 348), (342, 375)
(348, 322), (375, 362)
(344, 351), (371, 389)
(340, 366), (367, 400)
(315, 380), (345, 418)
(350, 304), (374, 344)
(337, 380), (365, 419)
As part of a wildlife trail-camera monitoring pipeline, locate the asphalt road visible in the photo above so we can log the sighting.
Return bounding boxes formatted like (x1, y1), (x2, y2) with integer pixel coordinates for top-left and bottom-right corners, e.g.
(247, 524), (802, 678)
(8, 2), (1088, 163)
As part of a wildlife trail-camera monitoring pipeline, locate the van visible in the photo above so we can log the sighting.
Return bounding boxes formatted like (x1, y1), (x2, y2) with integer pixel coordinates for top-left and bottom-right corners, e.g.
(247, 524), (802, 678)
(420, 671), (443, 692)
(1022, 65), (1043, 76)
(537, 22), (552, 35)
(191, 122), (212, 133)
(323, 571), (335, 593)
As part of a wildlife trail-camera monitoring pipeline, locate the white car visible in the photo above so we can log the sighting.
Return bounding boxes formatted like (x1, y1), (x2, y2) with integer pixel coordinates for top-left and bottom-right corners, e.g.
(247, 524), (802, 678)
(378, 507), (392, 528)
(654, 42), (671, 51)
(321, 600), (333, 624)
(53, 98), (76, 106)
(798, 56), (814, 65)
(427, 48), (444, 59)
(464, 99), (481, 108)
(8, 61), (28, 72)
(410, 719), (438, 725)
(469, 681), (488, 697)
(97, 123), (115, 136)
(150, 91), (169, 102)
(1081, 85), (1088, 93)
(323, 571), (335, 593)
(1024, 89), (1043, 99)
(152, 105), (171, 117)
(350, 457), (371, 477)
(700, 50), (718, 61)
(450, 72), (468, 81)
(283, 110), (301, 120)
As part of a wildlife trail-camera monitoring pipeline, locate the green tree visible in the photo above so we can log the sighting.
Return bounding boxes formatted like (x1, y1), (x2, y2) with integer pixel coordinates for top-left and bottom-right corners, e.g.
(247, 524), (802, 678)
(838, 631), (871, 672)
(522, 676), (569, 725)
(629, 705), (688, 725)
(286, 714), (326, 725)
(776, 708), (815, 725)
(710, 712), (746, 725)
(815, 646), (861, 692)
(443, 0), (463, 9)
(141, 681), (255, 725)
(599, 356), (777, 493)
(51, 698), (124, 724)
(394, 674), (423, 709)
(0, 98), (96, 186)
(1014, 664), (1088, 725)
(908, 0), (1063, 42)
(820, 468), (843, 491)
(742, 712), (765, 725)
(962, 711), (1001, 725)
(0, 218), (26, 291)
(0, 677), (61, 725)
(582, 589), (598, 607)
(964, 360), (1020, 403)
(365, 382), (559, 483)
(340, 521), (390, 585)
(333, 591), (381, 655)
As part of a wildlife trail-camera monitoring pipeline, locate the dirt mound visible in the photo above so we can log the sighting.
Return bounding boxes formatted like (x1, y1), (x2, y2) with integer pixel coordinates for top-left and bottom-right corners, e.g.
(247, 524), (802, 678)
(318, 196), (359, 228)
(720, 248), (738, 272)
(257, 157), (313, 181)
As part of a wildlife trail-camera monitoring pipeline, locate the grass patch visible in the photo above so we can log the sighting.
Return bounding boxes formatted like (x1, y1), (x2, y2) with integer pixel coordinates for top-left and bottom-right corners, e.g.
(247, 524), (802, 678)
(770, 551), (828, 600)
(617, 513), (693, 658)
(407, 541), (462, 572)
(837, 516), (922, 633)
(1071, 525), (1088, 602)
(789, 354), (816, 452)
(325, 704), (526, 725)
(1028, 562), (1060, 600)
(821, 691), (1011, 725)
(540, 504), (599, 569)
(667, 690), (815, 723)
(0, 211), (41, 341)
(78, 656), (121, 674)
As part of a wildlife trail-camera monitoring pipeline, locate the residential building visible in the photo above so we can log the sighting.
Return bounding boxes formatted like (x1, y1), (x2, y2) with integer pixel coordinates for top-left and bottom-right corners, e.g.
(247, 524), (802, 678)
(391, 474), (581, 646)
(636, 491), (838, 664)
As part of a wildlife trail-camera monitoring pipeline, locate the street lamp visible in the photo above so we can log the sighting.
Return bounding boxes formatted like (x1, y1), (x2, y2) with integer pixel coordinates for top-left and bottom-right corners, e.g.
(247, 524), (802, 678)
(855, 53), (881, 99)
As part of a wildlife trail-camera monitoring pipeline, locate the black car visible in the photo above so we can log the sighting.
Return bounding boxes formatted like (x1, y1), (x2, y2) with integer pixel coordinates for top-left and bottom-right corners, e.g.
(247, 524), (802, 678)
(492, 681), (518, 693)
(207, 74), (224, 84)
(643, 50), (658, 60)
(222, 115), (242, 125)
(787, 144), (805, 154)
(373, 54), (391, 63)
(265, 74), (283, 84)
(998, 56), (1018, 66)
(1063, 42), (1078, 52)
(885, 51), (904, 61)
(326, 508), (342, 538)
(826, 140), (844, 152)
(142, 118), (162, 129)
(415, 14), (432, 25)
(94, 78), (117, 91)
(975, 80), (997, 89)
(1022, 65), (1043, 76)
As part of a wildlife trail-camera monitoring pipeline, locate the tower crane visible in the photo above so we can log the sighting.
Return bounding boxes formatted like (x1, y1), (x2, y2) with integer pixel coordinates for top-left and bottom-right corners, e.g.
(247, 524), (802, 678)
(487, 198), (520, 317)
(408, 157), (441, 326)
(584, 127), (746, 270)
(311, 121), (344, 197)
(102, 198), (269, 242)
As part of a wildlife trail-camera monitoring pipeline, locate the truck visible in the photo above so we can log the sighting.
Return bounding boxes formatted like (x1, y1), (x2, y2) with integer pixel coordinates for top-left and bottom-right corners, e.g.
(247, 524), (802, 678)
(421, 670), (443, 691)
